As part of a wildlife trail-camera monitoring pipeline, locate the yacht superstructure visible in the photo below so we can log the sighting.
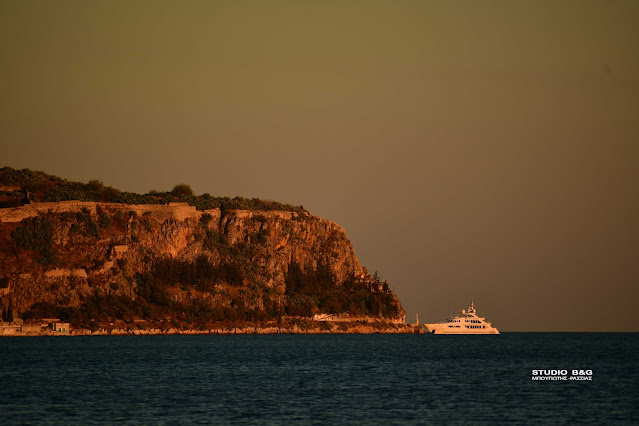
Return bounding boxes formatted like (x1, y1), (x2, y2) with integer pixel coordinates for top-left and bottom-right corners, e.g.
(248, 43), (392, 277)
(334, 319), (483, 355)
(423, 300), (499, 335)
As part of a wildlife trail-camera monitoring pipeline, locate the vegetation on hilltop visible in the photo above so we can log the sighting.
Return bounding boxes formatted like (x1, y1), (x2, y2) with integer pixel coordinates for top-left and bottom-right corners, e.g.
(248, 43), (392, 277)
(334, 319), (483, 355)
(0, 167), (305, 212)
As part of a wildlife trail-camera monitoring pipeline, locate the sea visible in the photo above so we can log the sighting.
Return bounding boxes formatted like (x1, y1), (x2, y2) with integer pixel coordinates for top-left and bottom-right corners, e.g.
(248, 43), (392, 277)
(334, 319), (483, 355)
(1, 333), (637, 424)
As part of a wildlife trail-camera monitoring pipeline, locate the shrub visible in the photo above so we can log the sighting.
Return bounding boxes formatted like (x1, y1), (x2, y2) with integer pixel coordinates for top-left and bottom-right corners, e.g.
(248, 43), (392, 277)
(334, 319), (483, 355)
(22, 302), (60, 320)
(72, 209), (100, 238)
(98, 211), (112, 229)
(100, 186), (120, 202)
(11, 217), (59, 265)
(26, 180), (55, 194)
(204, 230), (226, 250)
(199, 213), (213, 226)
(117, 258), (127, 270)
(141, 218), (152, 232)
(256, 229), (269, 244)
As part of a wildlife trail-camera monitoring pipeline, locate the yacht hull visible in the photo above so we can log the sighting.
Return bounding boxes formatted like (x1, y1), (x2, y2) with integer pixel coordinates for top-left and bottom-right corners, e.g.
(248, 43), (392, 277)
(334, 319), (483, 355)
(424, 323), (499, 335)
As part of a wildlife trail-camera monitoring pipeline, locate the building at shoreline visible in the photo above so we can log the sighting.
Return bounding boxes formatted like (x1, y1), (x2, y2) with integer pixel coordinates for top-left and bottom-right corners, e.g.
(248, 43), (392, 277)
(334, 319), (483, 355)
(0, 320), (70, 336)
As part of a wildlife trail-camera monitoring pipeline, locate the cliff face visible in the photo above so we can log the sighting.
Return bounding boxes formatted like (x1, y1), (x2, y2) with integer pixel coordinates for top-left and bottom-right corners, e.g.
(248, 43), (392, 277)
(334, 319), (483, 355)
(0, 201), (404, 326)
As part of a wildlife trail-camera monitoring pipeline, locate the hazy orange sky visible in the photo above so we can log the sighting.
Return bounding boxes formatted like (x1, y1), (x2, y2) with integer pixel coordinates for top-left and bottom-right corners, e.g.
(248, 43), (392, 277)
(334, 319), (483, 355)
(1, 1), (638, 331)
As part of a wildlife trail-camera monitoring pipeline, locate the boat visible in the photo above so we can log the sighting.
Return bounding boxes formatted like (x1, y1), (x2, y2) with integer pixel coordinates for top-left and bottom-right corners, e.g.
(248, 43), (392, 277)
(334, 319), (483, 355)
(423, 300), (499, 334)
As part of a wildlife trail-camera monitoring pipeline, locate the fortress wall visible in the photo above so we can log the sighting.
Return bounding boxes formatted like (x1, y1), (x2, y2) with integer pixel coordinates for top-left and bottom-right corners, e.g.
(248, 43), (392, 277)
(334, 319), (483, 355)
(0, 201), (304, 225)
(0, 201), (203, 223)
(229, 210), (297, 220)
(115, 202), (203, 223)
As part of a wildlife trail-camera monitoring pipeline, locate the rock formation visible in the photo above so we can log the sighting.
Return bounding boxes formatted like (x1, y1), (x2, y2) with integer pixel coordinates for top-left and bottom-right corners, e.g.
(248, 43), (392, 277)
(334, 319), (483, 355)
(0, 169), (405, 332)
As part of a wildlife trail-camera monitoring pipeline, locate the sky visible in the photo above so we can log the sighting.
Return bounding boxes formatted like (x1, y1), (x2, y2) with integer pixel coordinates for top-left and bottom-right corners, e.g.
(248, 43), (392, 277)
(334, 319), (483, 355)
(1, 0), (638, 331)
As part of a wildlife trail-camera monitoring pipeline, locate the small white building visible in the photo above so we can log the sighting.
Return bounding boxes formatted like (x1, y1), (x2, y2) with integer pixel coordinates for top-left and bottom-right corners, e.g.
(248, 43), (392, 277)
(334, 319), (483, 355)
(53, 322), (70, 335)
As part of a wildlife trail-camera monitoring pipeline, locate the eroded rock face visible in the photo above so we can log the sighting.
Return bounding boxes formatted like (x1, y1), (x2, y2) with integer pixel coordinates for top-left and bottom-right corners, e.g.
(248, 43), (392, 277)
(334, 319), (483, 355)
(0, 202), (403, 320)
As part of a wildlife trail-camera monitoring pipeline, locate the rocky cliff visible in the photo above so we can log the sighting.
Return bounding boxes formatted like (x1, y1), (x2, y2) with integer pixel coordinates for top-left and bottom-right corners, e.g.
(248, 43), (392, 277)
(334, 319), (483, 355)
(0, 194), (405, 331)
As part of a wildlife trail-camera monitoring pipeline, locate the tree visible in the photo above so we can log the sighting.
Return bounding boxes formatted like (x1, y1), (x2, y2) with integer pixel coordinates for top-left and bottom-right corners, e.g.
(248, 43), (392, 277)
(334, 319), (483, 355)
(171, 184), (193, 197)
(86, 179), (104, 191)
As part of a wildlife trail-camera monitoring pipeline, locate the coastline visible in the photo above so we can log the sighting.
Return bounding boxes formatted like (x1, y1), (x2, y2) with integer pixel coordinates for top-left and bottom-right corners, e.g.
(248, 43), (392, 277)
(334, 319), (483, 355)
(2, 321), (424, 336)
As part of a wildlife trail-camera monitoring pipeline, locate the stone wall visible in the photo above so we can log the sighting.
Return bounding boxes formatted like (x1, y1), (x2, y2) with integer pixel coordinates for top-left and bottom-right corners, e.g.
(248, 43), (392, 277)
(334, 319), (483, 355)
(0, 200), (202, 223)
(0, 200), (312, 225)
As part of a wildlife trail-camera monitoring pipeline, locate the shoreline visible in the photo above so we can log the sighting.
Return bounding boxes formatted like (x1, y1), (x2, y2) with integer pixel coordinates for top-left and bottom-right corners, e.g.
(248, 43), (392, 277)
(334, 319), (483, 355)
(2, 321), (424, 336)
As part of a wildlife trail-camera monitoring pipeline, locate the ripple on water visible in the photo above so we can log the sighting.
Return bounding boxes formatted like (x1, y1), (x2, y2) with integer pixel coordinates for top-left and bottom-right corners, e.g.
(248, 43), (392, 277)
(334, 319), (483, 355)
(0, 333), (637, 424)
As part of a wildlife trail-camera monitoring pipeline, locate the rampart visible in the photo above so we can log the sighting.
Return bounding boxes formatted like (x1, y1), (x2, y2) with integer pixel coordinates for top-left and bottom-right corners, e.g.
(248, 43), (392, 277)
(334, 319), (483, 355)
(0, 200), (309, 224)
(0, 201), (203, 223)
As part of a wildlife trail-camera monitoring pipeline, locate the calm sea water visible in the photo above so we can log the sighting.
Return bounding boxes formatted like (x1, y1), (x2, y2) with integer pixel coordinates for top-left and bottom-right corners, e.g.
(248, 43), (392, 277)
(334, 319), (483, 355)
(1, 333), (637, 424)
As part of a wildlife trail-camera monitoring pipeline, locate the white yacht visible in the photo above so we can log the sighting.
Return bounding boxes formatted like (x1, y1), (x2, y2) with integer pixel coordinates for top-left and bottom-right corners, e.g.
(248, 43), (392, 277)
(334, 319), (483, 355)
(423, 300), (499, 335)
